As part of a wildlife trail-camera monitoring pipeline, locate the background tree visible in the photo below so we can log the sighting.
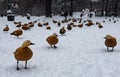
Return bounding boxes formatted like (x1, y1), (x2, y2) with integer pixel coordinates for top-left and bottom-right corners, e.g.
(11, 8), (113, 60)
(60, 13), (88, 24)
(0, 0), (120, 16)
(45, 0), (52, 17)
(70, 0), (73, 16)
(112, 0), (119, 16)
(101, 0), (105, 16)
(0, 0), (7, 14)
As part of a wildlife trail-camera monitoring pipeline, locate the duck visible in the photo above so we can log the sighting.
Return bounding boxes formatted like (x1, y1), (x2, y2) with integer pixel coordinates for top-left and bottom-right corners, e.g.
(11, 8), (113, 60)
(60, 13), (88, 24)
(46, 26), (51, 30)
(10, 29), (23, 38)
(52, 20), (58, 24)
(67, 24), (72, 30)
(85, 20), (94, 26)
(22, 24), (30, 30)
(59, 27), (66, 35)
(3, 25), (9, 32)
(98, 23), (103, 29)
(78, 23), (83, 28)
(14, 40), (35, 70)
(38, 22), (43, 27)
(46, 33), (59, 48)
(43, 22), (49, 26)
(28, 22), (34, 28)
(104, 34), (117, 51)
(57, 22), (61, 27)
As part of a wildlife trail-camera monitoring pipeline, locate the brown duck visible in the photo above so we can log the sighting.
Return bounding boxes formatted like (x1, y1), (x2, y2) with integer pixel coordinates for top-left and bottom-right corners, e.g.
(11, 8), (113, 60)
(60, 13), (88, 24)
(46, 33), (59, 48)
(104, 34), (117, 51)
(3, 25), (9, 32)
(10, 29), (23, 38)
(59, 27), (66, 35)
(14, 40), (35, 70)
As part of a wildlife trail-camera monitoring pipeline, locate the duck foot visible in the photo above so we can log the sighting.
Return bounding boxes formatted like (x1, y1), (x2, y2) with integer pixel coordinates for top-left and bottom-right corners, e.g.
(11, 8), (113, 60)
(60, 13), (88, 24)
(107, 50), (113, 52)
(24, 67), (29, 69)
(16, 67), (21, 70)
(54, 45), (57, 48)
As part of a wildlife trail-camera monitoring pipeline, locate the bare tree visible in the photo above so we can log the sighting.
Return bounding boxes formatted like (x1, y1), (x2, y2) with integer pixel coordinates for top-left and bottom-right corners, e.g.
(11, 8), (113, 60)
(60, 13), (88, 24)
(0, 0), (120, 16)
(70, 0), (73, 16)
(113, 0), (119, 16)
(45, 0), (52, 17)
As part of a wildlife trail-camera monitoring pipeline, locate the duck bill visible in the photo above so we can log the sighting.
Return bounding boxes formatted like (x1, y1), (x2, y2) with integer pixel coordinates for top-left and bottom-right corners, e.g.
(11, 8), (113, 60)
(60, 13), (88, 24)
(30, 43), (35, 45)
(104, 37), (106, 39)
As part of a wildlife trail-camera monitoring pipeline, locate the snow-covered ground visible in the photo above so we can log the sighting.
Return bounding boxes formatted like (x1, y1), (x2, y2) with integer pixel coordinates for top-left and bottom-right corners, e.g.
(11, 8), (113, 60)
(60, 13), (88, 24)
(0, 12), (120, 77)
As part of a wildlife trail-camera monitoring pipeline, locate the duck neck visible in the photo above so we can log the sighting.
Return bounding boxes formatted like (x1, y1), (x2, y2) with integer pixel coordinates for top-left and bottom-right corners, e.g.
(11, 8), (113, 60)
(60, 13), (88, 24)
(22, 44), (29, 48)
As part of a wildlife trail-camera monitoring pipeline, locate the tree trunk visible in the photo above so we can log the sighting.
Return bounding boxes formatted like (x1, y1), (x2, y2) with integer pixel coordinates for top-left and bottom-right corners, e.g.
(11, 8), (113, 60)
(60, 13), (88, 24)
(7, 0), (11, 10)
(114, 0), (118, 16)
(105, 0), (109, 16)
(45, 0), (52, 17)
(70, 0), (73, 16)
(101, 0), (104, 16)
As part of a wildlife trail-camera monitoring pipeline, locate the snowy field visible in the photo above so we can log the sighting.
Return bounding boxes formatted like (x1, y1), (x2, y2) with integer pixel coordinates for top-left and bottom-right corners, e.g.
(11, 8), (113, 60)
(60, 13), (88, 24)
(0, 12), (120, 77)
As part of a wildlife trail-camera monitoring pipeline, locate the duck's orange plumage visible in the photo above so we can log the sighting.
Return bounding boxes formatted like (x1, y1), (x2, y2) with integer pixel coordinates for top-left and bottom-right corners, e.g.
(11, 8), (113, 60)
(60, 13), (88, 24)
(14, 40), (35, 70)
(46, 33), (58, 48)
(10, 29), (23, 38)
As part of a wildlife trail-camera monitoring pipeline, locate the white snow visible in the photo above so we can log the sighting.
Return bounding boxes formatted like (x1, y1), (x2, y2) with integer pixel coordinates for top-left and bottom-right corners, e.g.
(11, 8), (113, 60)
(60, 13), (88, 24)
(7, 10), (12, 13)
(0, 12), (120, 77)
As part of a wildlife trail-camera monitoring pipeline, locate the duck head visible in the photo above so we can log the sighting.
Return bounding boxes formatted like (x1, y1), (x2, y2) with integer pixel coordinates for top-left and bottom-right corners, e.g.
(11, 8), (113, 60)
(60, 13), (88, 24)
(52, 33), (58, 37)
(22, 40), (35, 47)
(104, 34), (112, 39)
